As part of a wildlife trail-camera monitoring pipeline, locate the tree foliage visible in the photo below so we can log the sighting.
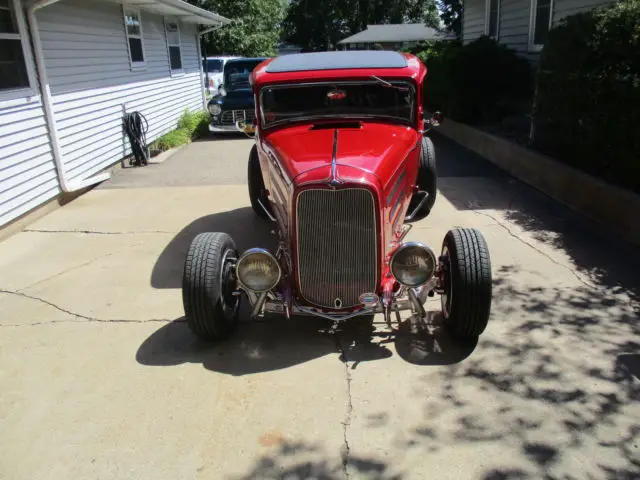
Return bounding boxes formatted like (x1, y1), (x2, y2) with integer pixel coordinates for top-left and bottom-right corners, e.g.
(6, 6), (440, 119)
(438, 0), (463, 37)
(283, 0), (441, 52)
(185, 0), (286, 56)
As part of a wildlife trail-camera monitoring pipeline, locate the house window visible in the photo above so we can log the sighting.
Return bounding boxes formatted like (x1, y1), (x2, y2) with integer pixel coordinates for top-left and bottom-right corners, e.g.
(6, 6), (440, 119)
(165, 19), (182, 72)
(530, 0), (553, 50)
(485, 0), (500, 39)
(0, 0), (31, 93)
(123, 7), (145, 68)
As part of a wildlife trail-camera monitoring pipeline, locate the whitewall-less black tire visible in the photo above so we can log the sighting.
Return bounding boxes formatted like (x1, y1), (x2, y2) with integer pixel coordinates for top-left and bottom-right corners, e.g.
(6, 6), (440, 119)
(182, 232), (240, 341)
(440, 228), (492, 339)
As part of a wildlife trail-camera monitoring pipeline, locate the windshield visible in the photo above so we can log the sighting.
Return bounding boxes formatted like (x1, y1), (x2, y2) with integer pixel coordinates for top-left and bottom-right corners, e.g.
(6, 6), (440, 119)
(224, 60), (264, 90)
(203, 59), (224, 73)
(260, 81), (415, 128)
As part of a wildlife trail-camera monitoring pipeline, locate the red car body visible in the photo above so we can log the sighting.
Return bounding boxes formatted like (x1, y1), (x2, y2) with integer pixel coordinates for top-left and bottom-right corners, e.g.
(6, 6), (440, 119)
(249, 53), (427, 312)
(181, 51), (492, 343)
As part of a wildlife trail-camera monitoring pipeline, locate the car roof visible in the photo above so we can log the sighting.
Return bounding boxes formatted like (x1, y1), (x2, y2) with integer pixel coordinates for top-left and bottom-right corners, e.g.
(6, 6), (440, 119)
(251, 51), (425, 88)
(265, 51), (407, 73)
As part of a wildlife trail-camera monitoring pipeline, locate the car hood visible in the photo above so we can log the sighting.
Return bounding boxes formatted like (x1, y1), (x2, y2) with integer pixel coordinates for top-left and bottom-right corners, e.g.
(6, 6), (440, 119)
(262, 122), (420, 185)
(210, 88), (254, 110)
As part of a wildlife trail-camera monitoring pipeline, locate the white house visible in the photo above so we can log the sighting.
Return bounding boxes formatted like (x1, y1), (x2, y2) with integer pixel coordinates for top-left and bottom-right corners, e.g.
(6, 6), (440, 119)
(0, 0), (229, 229)
(462, 0), (615, 59)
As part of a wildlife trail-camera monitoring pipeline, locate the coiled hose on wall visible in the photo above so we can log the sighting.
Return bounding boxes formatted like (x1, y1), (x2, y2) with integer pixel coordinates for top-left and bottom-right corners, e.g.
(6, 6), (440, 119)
(123, 111), (149, 167)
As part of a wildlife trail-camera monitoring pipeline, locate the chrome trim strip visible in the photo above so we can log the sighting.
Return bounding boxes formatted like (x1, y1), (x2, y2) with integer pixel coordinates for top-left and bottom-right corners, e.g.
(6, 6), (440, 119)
(330, 129), (341, 185)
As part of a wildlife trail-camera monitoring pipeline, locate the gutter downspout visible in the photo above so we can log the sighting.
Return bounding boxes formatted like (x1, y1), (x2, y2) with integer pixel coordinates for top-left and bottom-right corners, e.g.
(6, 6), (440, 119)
(28, 0), (110, 193)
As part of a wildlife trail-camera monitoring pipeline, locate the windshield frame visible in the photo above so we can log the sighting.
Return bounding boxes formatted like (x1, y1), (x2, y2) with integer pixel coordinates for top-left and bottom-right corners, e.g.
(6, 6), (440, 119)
(258, 79), (417, 129)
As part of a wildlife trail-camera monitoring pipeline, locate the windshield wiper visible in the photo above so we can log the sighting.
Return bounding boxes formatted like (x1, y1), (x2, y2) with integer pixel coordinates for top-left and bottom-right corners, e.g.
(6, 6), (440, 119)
(370, 75), (410, 91)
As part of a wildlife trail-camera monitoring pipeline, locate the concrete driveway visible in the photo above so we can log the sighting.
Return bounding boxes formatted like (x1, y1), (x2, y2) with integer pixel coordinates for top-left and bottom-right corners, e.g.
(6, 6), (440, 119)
(1, 133), (638, 480)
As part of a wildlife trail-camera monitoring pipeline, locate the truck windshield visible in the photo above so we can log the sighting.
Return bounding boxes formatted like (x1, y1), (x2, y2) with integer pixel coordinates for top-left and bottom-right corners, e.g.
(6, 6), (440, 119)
(224, 60), (264, 90)
(260, 81), (415, 127)
(203, 59), (223, 73)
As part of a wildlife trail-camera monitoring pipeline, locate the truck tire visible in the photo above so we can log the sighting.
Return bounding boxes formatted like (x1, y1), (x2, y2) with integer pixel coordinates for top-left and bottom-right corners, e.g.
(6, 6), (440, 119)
(440, 228), (492, 340)
(248, 145), (272, 220)
(407, 136), (437, 222)
(182, 232), (240, 341)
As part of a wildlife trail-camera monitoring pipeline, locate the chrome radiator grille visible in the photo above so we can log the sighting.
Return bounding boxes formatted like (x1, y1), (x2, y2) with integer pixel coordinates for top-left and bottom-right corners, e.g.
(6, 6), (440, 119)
(220, 109), (256, 125)
(296, 188), (377, 308)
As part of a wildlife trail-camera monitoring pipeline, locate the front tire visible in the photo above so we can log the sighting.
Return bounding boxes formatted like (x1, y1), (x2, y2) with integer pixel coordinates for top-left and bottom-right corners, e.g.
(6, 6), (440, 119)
(407, 136), (437, 222)
(248, 145), (272, 220)
(440, 228), (492, 339)
(182, 232), (240, 341)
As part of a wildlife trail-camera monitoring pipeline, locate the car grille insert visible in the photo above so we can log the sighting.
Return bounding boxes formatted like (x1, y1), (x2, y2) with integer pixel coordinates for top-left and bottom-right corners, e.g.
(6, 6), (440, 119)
(296, 188), (378, 308)
(220, 109), (256, 125)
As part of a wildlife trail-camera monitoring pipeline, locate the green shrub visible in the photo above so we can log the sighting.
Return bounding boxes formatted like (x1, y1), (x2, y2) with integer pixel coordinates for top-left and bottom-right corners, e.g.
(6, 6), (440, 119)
(533, 0), (640, 193)
(177, 109), (209, 138)
(151, 109), (209, 152)
(153, 128), (192, 151)
(415, 37), (533, 124)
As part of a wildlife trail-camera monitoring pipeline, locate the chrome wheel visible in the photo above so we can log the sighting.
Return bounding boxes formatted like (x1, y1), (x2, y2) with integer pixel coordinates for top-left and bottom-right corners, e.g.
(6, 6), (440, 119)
(220, 249), (240, 320)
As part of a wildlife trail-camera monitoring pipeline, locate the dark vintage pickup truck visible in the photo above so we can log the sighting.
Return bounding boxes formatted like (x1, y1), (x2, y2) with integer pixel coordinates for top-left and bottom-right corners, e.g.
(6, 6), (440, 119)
(207, 57), (269, 133)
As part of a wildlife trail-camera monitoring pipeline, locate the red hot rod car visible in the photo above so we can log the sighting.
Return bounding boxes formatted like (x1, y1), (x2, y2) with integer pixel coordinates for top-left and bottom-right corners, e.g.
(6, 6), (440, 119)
(182, 51), (492, 342)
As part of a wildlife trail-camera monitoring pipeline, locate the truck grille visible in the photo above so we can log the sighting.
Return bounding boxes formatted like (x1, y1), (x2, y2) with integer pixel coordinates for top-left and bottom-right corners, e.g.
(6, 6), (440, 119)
(296, 188), (377, 308)
(220, 109), (255, 125)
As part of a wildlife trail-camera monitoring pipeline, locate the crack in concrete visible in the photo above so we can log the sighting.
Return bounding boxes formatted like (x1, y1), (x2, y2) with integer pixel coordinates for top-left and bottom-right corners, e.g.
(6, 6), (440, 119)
(469, 209), (597, 289)
(23, 229), (174, 235)
(332, 332), (353, 480)
(0, 289), (175, 326)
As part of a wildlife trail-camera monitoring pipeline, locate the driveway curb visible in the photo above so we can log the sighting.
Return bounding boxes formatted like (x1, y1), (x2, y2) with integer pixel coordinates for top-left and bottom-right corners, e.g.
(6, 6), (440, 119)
(434, 116), (640, 247)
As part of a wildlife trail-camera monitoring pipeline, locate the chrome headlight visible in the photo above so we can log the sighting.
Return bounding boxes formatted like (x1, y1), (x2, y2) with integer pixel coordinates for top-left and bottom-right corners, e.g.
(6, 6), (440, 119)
(390, 242), (437, 287)
(208, 103), (222, 115)
(236, 248), (281, 292)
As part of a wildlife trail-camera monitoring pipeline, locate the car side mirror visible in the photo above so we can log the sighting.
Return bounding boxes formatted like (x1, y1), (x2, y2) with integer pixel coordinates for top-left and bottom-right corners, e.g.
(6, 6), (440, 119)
(423, 111), (444, 132)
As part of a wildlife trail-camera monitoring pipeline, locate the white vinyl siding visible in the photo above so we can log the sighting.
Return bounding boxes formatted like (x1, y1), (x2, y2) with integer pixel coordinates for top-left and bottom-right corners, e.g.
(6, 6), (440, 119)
(500, 0), (533, 55)
(553, 0), (615, 24)
(463, 0), (487, 44)
(39, 0), (202, 184)
(0, 99), (58, 227)
(463, 0), (613, 58)
(0, 0), (205, 228)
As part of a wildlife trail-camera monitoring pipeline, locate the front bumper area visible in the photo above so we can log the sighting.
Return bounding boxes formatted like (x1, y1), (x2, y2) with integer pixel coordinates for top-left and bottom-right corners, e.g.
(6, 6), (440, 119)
(208, 123), (242, 133)
(243, 277), (437, 323)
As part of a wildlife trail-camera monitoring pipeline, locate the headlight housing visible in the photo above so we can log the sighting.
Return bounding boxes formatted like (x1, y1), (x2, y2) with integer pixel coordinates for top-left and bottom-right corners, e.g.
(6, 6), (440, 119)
(208, 103), (222, 115)
(236, 248), (281, 292)
(390, 242), (437, 287)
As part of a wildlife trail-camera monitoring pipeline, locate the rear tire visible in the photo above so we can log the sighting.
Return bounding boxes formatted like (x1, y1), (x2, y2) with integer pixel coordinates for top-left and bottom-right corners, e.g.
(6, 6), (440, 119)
(407, 136), (437, 222)
(440, 228), (492, 340)
(248, 145), (272, 220)
(182, 232), (240, 341)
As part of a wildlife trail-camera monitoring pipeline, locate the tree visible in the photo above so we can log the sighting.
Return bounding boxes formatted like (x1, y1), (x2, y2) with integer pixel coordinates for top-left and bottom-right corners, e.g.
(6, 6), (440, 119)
(186, 0), (286, 56)
(438, 0), (463, 37)
(283, 0), (441, 52)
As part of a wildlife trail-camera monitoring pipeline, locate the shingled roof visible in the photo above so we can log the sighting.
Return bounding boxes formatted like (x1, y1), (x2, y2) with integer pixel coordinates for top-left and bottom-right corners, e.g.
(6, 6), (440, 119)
(338, 23), (452, 44)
